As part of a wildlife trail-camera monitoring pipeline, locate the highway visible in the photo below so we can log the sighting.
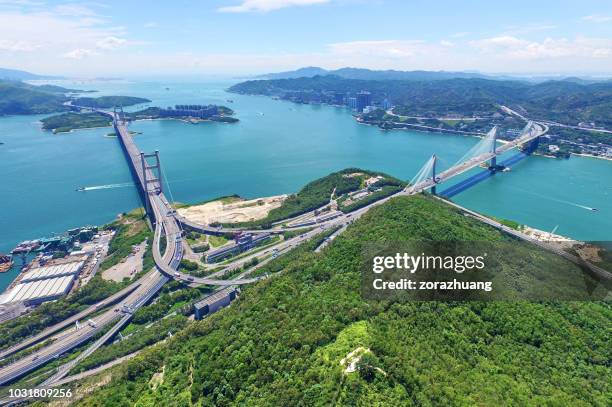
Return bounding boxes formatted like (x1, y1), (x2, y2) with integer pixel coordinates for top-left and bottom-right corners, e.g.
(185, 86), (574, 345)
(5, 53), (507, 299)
(0, 269), (163, 386)
(0, 282), (141, 361)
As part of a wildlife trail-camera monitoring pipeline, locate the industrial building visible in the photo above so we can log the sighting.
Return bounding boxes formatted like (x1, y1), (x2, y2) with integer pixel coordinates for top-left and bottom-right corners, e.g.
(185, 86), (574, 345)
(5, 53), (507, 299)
(19, 261), (84, 282)
(206, 233), (271, 263)
(0, 260), (84, 306)
(194, 286), (238, 320)
(0, 275), (76, 306)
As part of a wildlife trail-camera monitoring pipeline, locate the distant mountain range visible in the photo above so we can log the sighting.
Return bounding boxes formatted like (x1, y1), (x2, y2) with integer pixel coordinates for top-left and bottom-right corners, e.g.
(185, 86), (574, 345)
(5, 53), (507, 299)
(0, 67), (64, 81)
(255, 67), (612, 84)
(255, 67), (495, 81)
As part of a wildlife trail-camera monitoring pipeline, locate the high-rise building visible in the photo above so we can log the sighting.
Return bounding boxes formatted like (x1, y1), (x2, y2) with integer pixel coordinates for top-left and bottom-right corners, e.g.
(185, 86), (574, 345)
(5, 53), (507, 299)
(382, 98), (392, 110)
(334, 92), (345, 105)
(356, 91), (372, 113)
(347, 97), (357, 111)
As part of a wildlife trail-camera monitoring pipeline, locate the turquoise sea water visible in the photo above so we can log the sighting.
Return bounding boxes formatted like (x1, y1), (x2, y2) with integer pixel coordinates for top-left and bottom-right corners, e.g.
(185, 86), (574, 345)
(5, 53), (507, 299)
(1, 79), (611, 290)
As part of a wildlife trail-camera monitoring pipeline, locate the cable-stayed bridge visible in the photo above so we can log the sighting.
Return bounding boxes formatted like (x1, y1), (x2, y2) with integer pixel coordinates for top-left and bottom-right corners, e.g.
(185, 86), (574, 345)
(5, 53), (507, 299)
(405, 121), (547, 196)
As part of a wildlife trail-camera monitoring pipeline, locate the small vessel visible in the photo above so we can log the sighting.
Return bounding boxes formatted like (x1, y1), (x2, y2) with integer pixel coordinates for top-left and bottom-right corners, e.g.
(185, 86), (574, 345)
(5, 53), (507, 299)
(165, 87), (170, 91)
(226, 99), (234, 103)
(76, 186), (85, 192)
(502, 167), (511, 172)
(591, 208), (598, 212)
(0, 254), (13, 273)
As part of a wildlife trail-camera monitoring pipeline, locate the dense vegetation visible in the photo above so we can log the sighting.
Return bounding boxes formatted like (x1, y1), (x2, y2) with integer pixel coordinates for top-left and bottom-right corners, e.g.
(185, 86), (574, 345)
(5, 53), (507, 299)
(77, 195), (610, 406)
(125, 106), (238, 123)
(230, 75), (612, 127)
(227, 168), (405, 228)
(0, 80), (70, 115)
(40, 112), (112, 133)
(72, 96), (151, 108)
(70, 315), (188, 375)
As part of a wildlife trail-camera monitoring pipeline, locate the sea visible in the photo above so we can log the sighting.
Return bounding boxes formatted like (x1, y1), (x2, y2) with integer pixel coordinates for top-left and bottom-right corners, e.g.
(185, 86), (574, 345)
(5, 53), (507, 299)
(1, 78), (610, 290)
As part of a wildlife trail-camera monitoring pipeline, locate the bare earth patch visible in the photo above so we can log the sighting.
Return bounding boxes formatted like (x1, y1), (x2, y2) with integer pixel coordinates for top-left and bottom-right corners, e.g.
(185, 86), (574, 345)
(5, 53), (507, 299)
(178, 195), (287, 225)
(101, 241), (147, 282)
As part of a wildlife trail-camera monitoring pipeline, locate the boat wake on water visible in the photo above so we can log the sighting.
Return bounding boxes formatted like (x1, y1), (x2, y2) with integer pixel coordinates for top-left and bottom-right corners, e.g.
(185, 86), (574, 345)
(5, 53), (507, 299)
(76, 182), (134, 192)
(511, 187), (598, 212)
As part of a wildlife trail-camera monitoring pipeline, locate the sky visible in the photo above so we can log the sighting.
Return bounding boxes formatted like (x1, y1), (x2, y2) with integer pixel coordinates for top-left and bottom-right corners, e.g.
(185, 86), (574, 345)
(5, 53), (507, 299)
(0, 0), (611, 77)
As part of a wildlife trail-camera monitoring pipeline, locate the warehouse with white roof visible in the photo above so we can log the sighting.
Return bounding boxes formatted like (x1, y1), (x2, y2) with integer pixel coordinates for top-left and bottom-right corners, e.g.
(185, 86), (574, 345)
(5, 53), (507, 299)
(0, 260), (84, 306)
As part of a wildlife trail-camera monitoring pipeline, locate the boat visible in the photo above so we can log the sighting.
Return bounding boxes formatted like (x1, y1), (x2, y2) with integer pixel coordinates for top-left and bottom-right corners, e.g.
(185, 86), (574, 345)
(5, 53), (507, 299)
(591, 208), (598, 212)
(226, 99), (234, 103)
(76, 186), (85, 192)
(0, 254), (12, 273)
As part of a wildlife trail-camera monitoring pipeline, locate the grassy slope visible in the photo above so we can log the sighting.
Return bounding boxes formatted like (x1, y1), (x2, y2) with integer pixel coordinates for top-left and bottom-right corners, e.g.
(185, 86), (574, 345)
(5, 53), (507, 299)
(77, 195), (610, 406)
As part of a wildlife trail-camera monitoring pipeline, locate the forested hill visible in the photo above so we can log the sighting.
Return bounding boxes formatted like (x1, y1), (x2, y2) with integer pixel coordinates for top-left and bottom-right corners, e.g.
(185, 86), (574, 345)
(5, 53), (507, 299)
(229, 76), (612, 126)
(77, 195), (610, 406)
(0, 79), (150, 115)
(0, 80), (73, 115)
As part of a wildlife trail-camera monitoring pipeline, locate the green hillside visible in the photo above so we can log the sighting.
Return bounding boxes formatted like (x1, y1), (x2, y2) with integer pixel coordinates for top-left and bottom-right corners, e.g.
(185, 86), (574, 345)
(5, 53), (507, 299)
(76, 195), (611, 406)
(229, 76), (612, 127)
(72, 95), (151, 108)
(0, 80), (70, 115)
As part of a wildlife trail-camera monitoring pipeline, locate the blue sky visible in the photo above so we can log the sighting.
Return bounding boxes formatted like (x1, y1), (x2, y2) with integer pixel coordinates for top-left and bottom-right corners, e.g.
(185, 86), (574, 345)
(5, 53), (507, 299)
(1, 0), (611, 77)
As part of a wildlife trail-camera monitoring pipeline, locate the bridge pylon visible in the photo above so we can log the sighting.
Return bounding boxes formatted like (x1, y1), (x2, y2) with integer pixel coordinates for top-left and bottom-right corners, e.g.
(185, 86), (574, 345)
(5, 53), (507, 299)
(489, 126), (498, 168)
(431, 154), (438, 195)
(113, 105), (125, 123)
(140, 150), (163, 220)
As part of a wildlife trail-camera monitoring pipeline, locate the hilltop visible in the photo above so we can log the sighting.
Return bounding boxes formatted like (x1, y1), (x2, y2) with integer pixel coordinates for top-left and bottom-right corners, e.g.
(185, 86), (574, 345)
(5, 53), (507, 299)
(75, 194), (610, 406)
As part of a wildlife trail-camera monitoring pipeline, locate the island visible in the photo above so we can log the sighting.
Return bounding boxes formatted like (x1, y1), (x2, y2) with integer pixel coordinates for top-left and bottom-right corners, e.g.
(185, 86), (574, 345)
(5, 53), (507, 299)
(125, 105), (239, 124)
(41, 104), (238, 133)
(40, 112), (112, 133)
(72, 96), (151, 108)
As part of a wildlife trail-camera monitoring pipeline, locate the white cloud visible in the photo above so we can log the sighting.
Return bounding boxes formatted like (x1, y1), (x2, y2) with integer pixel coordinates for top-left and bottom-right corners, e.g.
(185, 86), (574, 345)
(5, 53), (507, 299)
(470, 35), (612, 59)
(581, 15), (612, 23)
(328, 40), (435, 58)
(96, 36), (127, 50)
(0, 39), (39, 51)
(63, 48), (98, 59)
(0, 6), (128, 64)
(218, 0), (329, 13)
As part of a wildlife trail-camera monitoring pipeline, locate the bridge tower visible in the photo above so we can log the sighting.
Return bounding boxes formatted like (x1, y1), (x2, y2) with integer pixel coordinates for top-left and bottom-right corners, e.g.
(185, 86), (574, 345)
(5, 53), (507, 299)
(431, 154), (438, 195)
(140, 150), (163, 219)
(113, 105), (125, 122)
(489, 126), (498, 168)
(524, 136), (540, 154)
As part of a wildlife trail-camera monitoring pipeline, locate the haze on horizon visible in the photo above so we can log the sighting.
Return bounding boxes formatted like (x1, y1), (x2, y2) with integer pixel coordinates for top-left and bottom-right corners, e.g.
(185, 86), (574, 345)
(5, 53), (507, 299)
(0, 0), (611, 78)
